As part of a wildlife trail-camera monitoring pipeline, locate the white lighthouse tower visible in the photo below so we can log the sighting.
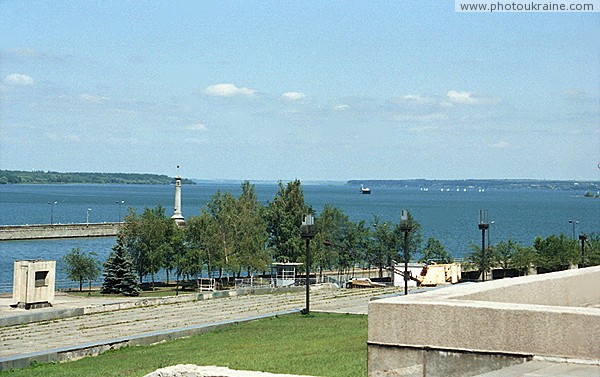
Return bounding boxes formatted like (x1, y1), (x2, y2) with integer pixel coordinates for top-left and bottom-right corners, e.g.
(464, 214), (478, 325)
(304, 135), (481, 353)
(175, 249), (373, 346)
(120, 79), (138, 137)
(171, 166), (185, 226)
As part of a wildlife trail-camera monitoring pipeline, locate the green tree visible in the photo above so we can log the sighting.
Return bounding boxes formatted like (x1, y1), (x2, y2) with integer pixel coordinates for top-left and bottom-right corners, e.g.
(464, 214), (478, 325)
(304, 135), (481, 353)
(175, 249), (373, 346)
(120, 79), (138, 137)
(534, 234), (578, 273)
(121, 205), (176, 289)
(101, 234), (140, 296)
(372, 217), (394, 278)
(235, 181), (269, 276)
(343, 220), (371, 277)
(164, 225), (185, 285)
(266, 180), (310, 263)
(185, 212), (222, 282)
(511, 244), (536, 275)
(585, 232), (600, 266)
(420, 237), (451, 263)
(492, 239), (520, 276)
(315, 205), (351, 276)
(61, 248), (100, 293)
(466, 242), (494, 276)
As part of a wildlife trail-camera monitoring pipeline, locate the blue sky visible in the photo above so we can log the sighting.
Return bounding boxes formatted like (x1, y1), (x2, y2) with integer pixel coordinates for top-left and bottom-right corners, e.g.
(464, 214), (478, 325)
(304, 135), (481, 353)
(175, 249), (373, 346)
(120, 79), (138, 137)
(1, 1), (598, 181)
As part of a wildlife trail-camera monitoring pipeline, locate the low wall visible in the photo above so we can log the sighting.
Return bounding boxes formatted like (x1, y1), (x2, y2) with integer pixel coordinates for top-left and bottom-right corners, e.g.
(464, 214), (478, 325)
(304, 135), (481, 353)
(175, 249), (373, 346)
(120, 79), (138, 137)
(368, 266), (600, 376)
(0, 223), (120, 241)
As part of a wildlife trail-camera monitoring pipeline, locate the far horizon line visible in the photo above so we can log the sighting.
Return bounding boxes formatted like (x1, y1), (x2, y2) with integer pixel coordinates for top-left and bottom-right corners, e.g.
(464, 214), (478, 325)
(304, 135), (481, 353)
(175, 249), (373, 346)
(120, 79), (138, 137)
(2, 169), (598, 183)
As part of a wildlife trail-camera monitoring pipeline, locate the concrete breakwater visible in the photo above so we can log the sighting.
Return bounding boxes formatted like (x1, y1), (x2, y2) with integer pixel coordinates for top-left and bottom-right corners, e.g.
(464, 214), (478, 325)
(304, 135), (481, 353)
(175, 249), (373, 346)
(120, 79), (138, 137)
(0, 223), (121, 241)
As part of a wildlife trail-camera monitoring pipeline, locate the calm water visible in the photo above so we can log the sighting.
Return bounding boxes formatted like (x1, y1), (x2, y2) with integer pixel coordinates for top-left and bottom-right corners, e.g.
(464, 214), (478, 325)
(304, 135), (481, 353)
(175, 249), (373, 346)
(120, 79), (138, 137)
(0, 182), (598, 290)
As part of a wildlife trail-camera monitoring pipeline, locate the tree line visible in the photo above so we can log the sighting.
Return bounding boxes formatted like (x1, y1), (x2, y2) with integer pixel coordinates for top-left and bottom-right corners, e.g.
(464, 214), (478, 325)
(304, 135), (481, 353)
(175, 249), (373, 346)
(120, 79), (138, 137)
(0, 170), (195, 185)
(61, 179), (600, 294)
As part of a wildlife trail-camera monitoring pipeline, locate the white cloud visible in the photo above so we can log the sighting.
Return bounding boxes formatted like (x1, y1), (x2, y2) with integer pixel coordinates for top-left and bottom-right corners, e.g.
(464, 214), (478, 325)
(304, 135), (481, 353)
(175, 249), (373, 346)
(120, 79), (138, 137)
(399, 94), (433, 104)
(280, 92), (306, 101)
(4, 73), (34, 86)
(204, 83), (255, 97)
(394, 113), (447, 122)
(333, 104), (350, 111)
(185, 123), (208, 131)
(445, 90), (500, 106)
(446, 90), (477, 104)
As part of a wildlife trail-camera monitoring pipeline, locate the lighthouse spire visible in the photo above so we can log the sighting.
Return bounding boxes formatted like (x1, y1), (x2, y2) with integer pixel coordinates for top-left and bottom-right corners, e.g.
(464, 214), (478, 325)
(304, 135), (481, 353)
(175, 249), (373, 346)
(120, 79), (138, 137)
(171, 165), (184, 226)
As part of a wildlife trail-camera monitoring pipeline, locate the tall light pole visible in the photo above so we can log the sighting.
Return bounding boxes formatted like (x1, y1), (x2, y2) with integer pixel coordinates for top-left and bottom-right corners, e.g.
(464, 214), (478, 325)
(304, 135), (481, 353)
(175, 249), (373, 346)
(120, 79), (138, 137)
(579, 234), (587, 268)
(478, 210), (490, 282)
(116, 200), (124, 222)
(86, 208), (92, 226)
(48, 201), (57, 225)
(568, 220), (578, 239)
(487, 220), (495, 252)
(300, 214), (315, 315)
(400, 210), (412, 296)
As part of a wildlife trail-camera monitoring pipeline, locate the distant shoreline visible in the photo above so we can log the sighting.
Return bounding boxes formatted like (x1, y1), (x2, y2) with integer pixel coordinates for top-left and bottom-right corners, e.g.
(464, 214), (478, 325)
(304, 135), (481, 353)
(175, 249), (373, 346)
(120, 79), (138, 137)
(347, 179), (600, 192)
(0, 170), (196, 185)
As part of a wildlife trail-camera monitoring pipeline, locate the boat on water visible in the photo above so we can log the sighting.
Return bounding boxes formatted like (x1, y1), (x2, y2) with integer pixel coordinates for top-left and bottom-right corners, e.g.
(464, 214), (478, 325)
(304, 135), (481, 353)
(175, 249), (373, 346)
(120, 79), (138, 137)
(360, 184), (371, 194)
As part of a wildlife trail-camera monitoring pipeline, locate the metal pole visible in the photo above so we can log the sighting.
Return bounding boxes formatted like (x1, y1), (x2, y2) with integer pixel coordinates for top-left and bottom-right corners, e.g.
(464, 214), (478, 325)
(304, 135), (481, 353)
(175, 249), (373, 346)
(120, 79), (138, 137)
(580, 235), (586, 268)
(403, 231), (409, 295)
(481, 227), (486, 282)
(305, 238), (310, 315)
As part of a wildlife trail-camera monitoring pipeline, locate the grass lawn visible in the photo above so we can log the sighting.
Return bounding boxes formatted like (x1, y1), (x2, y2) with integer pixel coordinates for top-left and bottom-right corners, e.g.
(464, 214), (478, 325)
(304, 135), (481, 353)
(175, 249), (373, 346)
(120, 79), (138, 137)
(0, 313), (367, 377)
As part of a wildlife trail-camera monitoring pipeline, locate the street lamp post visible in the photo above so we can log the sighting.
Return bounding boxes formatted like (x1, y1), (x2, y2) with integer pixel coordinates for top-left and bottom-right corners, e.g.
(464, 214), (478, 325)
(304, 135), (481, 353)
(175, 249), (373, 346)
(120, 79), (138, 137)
(568, 220), (579, 239)
(579, 234), (587, 268)
(116, 200), (124, 222)
(86, 208), (92, 226)
(478, 210), (490, 282)
(48, 201), (57, 225)
(400, 210), (413, 296)
(300, 214), (315, 315)
(487, 220), (495, 252)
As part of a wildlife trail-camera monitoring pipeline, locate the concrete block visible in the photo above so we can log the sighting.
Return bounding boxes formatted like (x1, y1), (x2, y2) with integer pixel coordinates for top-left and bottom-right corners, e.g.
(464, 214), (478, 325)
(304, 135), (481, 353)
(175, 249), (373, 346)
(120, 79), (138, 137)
(368, 266), (600, 376)
(12, 260), (55, 309)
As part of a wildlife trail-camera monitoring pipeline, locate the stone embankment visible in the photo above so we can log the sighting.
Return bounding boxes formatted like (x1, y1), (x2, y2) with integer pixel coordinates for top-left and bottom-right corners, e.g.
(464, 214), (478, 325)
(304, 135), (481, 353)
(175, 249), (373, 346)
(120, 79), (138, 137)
(0, 223), (120, 241)
(0, 286), (403, 370)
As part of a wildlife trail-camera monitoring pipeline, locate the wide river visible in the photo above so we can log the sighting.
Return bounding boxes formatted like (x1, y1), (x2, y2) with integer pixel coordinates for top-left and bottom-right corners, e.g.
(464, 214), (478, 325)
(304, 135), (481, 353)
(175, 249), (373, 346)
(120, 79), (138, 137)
(0, 182), (598, 290)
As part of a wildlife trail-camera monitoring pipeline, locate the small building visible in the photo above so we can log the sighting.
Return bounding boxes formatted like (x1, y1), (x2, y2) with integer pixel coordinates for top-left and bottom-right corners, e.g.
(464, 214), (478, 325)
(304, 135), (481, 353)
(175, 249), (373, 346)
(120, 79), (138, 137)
(12, 260), (56, 309)
(271, 262), (303, 288)
(392, 263), (425, 288)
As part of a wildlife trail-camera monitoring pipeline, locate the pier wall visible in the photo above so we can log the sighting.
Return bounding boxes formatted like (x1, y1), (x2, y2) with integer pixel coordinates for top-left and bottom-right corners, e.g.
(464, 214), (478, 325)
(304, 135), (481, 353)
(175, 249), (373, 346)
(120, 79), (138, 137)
(0, 223), (121, 241)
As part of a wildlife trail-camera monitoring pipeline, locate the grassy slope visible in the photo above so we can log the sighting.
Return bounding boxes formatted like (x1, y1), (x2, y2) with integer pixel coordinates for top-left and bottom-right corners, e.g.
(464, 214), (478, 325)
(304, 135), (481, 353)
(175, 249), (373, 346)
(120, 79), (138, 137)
(0, 313), (367, 377)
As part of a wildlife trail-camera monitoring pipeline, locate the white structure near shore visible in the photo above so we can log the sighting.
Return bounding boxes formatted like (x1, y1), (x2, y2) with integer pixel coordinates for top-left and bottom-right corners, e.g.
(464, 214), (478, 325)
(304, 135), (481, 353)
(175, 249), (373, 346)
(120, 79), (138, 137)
(171, 175), (185, 226)
(12, 260), (55, 309)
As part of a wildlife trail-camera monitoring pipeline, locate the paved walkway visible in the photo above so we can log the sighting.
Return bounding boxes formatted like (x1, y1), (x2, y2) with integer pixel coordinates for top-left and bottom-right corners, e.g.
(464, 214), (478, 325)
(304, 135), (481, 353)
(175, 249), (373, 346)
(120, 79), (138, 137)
(0, 287), (390, 361)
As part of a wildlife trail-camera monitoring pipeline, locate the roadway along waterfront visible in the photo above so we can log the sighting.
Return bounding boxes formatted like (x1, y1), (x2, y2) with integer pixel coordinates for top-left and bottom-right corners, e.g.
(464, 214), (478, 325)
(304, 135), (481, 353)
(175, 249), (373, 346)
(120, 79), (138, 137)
(0, 223), (121, 241)
(0, 286), (403, 369)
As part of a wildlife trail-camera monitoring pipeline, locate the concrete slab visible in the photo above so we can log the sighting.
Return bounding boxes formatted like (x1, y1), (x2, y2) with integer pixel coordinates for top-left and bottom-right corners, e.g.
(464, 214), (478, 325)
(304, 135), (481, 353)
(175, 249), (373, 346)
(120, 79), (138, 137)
(474, 360), (600, 376)
(368, 267), (600, 376)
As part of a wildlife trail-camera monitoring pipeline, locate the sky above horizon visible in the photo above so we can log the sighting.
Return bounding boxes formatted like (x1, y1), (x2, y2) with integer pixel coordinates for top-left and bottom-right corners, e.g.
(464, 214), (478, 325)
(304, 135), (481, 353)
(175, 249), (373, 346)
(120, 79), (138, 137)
(1, 1), (598, 181)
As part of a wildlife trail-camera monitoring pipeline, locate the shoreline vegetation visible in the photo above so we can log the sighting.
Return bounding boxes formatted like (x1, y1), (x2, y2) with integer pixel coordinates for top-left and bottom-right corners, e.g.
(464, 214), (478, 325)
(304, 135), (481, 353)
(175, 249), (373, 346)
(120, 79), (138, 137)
(0, 170), (195, 185)
(0, 169), (598, 191)
(348, 179), (600, 191)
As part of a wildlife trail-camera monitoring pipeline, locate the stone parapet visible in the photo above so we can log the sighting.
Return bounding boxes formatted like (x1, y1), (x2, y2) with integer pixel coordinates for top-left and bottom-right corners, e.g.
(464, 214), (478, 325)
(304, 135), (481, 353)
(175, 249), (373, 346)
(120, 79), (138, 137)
(368, 266), (600, 376)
